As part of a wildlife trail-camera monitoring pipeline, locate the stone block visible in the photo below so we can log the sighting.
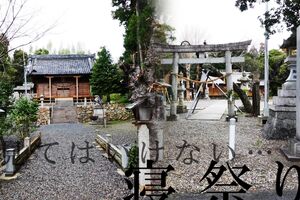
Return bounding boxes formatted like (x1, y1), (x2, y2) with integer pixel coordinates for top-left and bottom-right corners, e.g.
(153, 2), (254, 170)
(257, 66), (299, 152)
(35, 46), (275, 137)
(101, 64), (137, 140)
(263, 109), (296, 139)
(272, 96), (296, 106)
(177, 105), (187, 113)
(282, 81), (296, 90)
(277, 89), (296, 97)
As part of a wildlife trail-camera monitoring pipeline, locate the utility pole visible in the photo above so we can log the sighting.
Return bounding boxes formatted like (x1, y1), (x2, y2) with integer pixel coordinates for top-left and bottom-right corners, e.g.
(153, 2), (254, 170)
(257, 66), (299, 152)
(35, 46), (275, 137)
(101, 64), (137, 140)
(263, 1), (269, 121)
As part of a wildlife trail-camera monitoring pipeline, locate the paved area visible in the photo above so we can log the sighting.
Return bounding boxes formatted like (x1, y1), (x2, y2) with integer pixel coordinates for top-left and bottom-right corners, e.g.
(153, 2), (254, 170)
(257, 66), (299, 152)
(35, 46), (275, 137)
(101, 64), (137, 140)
(186, 99), (227, 120)
(184, 99), (267, 120)
(0, 123), (129, 200)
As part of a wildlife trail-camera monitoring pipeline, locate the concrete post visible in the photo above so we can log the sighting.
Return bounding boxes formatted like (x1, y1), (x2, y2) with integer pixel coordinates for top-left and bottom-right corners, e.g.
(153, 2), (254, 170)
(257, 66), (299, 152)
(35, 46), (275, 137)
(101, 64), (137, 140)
(120, 145), (130, 169)
(106, 134), (111, 158)
(296, 26), (300, 140)
(263, 2), (270, 119)
(229, 118), (236, 160)
(157, 128), (164, 160)
(24, 137), (30, 149)
(138, 124), (150, 187)
(225, 51), (234, 118)
(170, 53), (179, 119)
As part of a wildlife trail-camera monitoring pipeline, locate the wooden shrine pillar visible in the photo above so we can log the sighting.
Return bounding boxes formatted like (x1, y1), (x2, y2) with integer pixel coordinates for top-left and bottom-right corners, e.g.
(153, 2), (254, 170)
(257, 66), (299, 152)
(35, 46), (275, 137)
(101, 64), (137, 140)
(46, 76), (53, 103)
(74, 76), (80, 103)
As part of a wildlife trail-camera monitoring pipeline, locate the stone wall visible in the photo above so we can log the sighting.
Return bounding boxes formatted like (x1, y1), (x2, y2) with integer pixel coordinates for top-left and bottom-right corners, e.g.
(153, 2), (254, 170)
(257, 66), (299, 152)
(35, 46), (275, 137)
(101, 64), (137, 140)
(37, 107), (50, 125)
(77, 105), (93, 123)
(104, 103), (133, 121)
(76, 104), (133, 123)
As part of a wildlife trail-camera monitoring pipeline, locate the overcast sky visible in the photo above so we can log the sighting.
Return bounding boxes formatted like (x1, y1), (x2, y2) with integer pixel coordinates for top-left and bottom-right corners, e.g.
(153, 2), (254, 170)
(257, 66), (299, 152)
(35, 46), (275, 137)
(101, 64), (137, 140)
(13, 0), (291, 62)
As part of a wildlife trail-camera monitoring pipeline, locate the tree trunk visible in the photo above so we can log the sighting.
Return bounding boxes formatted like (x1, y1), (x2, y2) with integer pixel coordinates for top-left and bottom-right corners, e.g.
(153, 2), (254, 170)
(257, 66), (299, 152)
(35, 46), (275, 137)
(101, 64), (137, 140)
(233, 83), (253, 113)
(252, 82), (260, 116)
(252, 72), (261, 116)
(0, 135), (6, 160)
(207, 66), (253, 113)
(107, 94), (111, 103)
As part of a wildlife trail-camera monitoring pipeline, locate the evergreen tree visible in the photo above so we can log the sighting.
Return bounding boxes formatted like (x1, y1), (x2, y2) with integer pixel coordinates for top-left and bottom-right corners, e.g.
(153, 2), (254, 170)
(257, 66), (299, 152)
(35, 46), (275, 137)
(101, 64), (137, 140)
(34, 48), (49, 55)
(112, 0), (175, 96)
(12, 49), (28, 86)
(90, 47), (121, 102)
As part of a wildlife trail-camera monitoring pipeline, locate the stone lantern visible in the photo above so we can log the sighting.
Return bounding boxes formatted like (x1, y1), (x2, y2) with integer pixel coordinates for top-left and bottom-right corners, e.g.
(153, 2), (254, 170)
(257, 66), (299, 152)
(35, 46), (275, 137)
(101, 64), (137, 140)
(126, 94), (165, 189)
(126, 97), (153, 122)
(263, 34), (297, 140)
(176, 72), (187, 113)
(238, 71), (250, 91)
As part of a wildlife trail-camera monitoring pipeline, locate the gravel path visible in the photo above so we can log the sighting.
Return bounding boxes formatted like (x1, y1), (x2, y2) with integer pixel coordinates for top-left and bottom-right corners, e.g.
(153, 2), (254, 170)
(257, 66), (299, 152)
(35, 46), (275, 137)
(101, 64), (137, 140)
(1, 114), (299, 200)
(0, 123), (130, 200)
(158, 114), (300, 199)
(92, 115), (300, 199)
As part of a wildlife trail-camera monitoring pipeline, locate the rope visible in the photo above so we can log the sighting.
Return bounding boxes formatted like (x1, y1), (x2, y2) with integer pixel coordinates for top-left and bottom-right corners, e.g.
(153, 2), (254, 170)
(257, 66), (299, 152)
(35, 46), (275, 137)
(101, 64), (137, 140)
(178, 75), (225, 84)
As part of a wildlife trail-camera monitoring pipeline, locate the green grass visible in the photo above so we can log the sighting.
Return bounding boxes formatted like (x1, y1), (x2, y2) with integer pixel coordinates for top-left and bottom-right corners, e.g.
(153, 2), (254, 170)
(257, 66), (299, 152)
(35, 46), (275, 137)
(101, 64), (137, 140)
(108, 120), (132, 125)
(110, 93), (129, 104)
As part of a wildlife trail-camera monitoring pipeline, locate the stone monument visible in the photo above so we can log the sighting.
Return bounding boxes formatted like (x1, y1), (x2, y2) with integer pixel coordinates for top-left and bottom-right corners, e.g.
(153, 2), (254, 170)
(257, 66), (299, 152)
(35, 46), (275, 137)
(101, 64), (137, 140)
(263, 35), (297, 139)
(280, 26), (300, 160)
(263, 56), (296, 139)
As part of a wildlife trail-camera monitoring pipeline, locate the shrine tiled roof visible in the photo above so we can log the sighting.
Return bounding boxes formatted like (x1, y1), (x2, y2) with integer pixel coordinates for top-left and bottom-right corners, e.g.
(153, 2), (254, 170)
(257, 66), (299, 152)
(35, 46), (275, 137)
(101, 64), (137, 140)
(28, 54), (95, 75)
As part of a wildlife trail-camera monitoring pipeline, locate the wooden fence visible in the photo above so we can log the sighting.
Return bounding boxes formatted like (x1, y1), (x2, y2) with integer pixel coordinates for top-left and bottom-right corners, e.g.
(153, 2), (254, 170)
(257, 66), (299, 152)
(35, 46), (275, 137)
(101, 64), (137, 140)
(1, 133), (41, 175)
(95, 134), (129, 170)
(14, 133), (41, 171)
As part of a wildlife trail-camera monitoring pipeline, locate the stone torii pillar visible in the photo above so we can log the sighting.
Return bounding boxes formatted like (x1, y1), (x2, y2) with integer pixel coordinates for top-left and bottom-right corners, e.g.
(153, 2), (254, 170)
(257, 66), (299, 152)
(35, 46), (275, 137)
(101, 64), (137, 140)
(154, 40), (252, 121)
(168, 52), (179, 121)
(225, 51), (235, 119)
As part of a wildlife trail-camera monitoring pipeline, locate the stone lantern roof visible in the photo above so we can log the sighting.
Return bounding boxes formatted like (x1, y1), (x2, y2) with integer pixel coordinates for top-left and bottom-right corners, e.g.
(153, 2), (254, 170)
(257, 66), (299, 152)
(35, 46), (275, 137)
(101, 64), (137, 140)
(280, 31), (296, 56)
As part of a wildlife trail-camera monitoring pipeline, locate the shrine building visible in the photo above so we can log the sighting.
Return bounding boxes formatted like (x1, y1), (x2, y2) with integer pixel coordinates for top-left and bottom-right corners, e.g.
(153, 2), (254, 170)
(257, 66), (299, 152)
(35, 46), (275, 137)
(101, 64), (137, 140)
(28, 54), (95, 102)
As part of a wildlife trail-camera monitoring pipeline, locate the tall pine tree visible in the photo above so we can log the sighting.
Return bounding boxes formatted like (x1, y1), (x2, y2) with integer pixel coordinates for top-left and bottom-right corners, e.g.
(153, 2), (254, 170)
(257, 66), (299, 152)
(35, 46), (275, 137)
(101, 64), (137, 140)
(90, 47), (121, 102)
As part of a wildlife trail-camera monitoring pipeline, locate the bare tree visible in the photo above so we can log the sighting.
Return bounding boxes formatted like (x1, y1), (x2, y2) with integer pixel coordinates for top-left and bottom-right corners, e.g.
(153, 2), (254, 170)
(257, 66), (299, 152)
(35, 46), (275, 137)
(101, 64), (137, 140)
(0, 0), (56, 60)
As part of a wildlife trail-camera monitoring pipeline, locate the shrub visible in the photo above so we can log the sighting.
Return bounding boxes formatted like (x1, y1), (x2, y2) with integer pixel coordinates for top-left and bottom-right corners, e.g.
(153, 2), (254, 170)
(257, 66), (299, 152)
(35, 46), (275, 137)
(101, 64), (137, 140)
(128, 143), (138, 168)
(9, 97), (39, 139)
(110, 93), (129, 104)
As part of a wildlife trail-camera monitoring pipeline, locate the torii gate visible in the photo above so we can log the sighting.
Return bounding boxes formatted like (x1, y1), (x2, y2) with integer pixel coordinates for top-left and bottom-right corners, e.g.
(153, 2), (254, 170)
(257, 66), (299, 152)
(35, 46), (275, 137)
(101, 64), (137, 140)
(153, 40), (252, 120)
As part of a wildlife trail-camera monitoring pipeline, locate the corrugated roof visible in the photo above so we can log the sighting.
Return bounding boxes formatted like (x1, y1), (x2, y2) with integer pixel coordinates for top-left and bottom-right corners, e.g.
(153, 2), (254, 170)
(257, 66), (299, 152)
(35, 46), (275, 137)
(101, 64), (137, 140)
(29, 54), (95, 75)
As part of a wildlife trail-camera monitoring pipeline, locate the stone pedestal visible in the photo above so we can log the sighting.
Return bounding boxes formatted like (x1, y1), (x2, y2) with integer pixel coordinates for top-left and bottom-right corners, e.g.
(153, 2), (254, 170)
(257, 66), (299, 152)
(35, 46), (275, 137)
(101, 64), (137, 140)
(176, 73), (187, 114)
(176, 89), (187, 113)
(263, 56), (296, 139)
(93, 105), (106, 126)
(281, 138), (300, 161)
